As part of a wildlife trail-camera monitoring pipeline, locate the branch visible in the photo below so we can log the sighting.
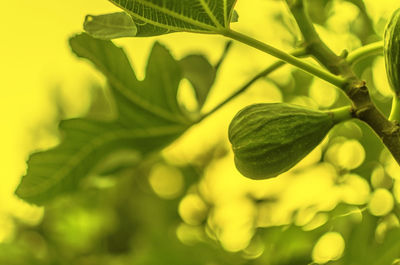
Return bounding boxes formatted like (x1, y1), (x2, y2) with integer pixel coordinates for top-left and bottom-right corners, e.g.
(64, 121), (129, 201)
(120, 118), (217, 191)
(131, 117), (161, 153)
(285, 0), (400, 165)
(197, 48), (307, 123)
(214, 40), (233, 71)
(223, 29), (347, 88)
(285, 0), (348, 74)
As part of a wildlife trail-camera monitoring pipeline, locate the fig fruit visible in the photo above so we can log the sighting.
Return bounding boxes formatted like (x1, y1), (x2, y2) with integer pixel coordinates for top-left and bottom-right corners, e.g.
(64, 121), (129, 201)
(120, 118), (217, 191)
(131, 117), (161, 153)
(384, 8), (400, 95)
(229, 103), (337, 179)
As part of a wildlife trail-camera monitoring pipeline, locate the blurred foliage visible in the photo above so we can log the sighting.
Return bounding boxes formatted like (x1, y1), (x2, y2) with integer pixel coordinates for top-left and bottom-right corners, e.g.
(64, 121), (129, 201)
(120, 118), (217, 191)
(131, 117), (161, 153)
(2, 0), (400, 264)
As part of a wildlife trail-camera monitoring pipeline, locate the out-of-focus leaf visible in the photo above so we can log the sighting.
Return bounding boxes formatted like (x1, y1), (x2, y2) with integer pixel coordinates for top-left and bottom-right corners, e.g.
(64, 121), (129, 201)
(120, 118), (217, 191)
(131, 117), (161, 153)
(86, 13), (173, 38)
(333, 212), (400, 265)
(231, 10), (239, 22)
(306, 0), (334, 26)
(108, 0), (238, 35)
(15, 34), (193, 204)
(0, 243), (45, 265)
(92, 149), (142, 176)
(258, 225), (316, 265)
(84, 12), (137, 39)
(15, 119), (185, 204)
(69, 34), (191, 126)
(180, 55), (216, 109)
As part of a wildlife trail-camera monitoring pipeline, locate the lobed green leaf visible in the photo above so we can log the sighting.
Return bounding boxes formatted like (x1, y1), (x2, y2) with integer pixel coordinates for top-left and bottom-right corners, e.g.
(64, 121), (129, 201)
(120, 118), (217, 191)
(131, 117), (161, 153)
(16, 34), (208, 204)
(15, 119), (185, 204)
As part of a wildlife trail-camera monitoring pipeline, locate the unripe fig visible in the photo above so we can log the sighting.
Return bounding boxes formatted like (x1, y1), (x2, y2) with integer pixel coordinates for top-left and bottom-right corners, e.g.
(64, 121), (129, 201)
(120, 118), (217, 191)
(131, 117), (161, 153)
(384, 8), (400, 95)
(229, 103), (340, 179)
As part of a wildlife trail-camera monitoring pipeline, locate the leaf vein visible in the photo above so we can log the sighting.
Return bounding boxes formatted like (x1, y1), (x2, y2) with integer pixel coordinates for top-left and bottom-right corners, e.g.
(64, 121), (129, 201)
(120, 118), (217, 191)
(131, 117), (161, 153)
(198, 0), (223, 28)
(110, 0), (221, 32)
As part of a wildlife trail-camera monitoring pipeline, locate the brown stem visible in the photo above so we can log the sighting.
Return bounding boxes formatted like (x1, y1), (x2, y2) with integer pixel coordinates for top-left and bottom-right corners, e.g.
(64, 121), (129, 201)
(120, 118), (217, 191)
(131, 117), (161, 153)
(348, 82), (400, 165)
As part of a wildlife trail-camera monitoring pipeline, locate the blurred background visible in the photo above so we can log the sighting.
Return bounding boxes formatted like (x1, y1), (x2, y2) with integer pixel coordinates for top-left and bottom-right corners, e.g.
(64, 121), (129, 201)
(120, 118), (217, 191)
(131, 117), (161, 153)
(2, 0), (400, 264)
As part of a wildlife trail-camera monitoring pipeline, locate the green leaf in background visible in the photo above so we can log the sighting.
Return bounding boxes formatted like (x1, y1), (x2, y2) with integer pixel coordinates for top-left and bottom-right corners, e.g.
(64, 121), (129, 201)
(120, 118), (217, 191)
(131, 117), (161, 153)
(85, 12), (173, 38)
(15, 34), (195, 204)
(329, 213), (400, 265)
(15, 119), (184, 205)
(84, 12), (138, 39)
(108, 0), (238, 34)
(69, 33), (191, 126)
(180, 55), (216, 109)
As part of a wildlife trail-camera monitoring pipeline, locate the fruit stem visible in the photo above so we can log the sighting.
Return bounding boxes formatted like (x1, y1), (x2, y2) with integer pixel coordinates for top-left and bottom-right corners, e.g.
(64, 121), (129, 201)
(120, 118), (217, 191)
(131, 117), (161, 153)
(327, 106), (354, 124)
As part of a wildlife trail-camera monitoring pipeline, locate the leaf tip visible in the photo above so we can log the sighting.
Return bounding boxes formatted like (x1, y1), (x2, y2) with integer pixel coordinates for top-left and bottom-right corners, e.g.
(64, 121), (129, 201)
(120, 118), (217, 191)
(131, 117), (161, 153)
(14, 178), (43, 206)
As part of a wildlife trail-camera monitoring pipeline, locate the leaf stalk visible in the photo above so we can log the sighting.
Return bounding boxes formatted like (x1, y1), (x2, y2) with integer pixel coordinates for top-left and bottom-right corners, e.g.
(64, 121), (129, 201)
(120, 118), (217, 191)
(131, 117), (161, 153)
(222, 29), (347, 88)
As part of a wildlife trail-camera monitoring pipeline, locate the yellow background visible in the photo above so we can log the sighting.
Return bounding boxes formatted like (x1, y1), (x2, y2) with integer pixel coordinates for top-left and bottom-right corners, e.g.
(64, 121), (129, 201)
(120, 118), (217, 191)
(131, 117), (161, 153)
(1, 0), (400, 259)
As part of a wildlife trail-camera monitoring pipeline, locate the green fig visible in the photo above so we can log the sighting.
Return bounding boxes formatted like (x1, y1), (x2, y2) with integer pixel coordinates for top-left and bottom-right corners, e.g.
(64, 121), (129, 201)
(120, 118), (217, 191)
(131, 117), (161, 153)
(228, 103), (348, 179)
(384, 8), (400, 95)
